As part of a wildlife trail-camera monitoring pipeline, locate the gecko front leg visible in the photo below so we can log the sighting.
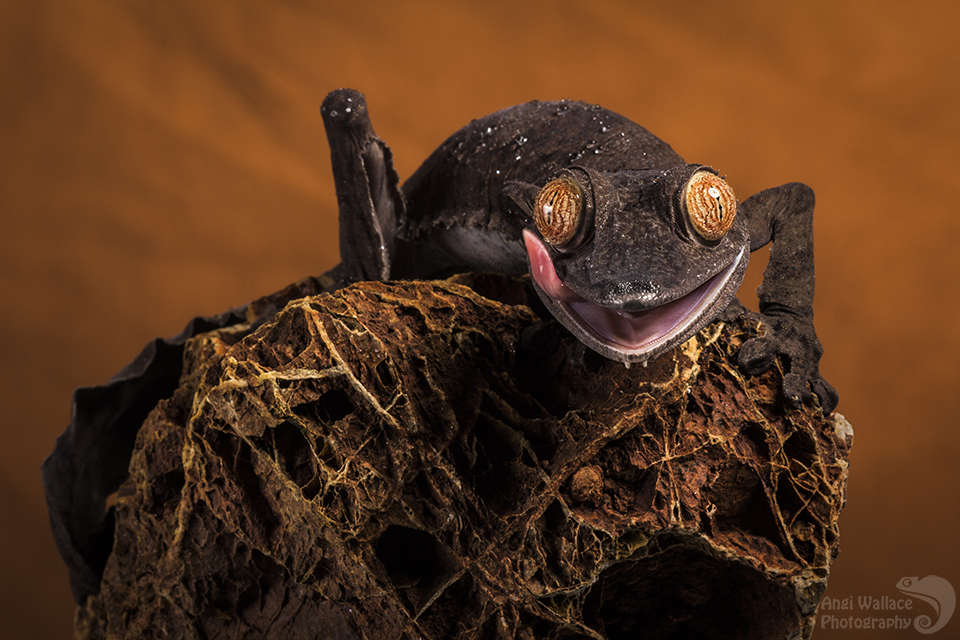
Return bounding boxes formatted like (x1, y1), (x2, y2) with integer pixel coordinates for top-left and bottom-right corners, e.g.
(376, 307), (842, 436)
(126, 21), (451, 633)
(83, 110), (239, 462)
(734, 182), (839, 413)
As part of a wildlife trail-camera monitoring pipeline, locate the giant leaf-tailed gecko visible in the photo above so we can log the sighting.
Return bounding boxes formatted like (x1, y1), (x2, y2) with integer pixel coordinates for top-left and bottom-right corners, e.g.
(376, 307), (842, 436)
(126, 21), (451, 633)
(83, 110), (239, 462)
(321, 88), (837, 413)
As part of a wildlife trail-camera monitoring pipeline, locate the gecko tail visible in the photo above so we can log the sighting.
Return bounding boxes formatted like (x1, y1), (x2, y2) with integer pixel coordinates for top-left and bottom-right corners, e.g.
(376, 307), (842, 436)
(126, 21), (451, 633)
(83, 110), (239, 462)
(322, 88), (405, 283)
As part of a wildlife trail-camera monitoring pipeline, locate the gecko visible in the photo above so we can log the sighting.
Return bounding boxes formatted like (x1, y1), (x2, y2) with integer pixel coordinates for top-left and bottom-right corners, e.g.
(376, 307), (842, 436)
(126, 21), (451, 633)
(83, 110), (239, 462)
(320, 88), (837, 413)
(43, 87), (842, 605)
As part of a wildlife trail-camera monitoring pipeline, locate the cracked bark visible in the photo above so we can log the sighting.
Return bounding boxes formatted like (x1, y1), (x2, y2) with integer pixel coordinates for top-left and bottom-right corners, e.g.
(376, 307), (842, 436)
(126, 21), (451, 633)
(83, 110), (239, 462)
(75, 273), (852, 640)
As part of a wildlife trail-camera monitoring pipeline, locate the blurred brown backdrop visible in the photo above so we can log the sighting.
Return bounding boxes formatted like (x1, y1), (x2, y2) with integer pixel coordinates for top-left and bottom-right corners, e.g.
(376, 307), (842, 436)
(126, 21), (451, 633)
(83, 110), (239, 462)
(2, 1), (957, 638)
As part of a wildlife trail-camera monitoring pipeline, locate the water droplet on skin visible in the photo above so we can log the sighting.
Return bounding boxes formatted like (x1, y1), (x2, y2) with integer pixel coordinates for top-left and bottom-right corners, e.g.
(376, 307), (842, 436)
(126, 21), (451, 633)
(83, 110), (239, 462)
(330, 110), (338, 117)
(582, 139), (602, 155)
(495, 169), (501, 175)
(345, 107), (351, 113)
(708, 186), (721, 198)
(486, 126), (493, 134)
(515, 155), (521, 161)
(515, 135), (528, 146)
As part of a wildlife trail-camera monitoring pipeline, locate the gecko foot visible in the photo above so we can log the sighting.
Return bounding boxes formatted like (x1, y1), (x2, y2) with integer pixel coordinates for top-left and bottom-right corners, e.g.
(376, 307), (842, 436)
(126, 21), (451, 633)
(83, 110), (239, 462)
(736, 311), (839, 414)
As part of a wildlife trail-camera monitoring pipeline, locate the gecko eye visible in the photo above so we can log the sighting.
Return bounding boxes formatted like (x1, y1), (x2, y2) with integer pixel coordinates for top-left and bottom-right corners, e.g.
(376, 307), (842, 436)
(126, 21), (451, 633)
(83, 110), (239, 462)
(533, 175), (584, 248)
(684, 171), (737, 242)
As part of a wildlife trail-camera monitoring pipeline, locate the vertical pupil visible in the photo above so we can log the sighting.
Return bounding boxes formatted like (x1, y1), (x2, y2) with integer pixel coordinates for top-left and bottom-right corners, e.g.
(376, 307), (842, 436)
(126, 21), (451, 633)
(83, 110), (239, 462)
(543, 192), (557, 224)
(707, 185), (723, 219)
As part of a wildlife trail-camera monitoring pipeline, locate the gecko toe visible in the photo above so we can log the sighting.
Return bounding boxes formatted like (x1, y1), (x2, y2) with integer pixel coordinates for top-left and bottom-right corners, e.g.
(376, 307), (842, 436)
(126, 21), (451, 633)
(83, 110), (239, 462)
(736, 336), (777, 375)
(812, 378), (839, 414)
(781, 372), (809, 408)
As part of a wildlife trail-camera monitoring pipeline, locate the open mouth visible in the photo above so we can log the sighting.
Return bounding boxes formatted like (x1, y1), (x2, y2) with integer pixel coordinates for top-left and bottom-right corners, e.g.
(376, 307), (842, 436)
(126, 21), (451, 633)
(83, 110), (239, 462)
(523, 230), (745, 357)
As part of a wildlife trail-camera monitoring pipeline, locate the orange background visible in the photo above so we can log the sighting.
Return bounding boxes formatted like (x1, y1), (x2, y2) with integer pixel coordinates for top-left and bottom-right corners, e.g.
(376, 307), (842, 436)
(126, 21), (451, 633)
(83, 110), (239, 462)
(2, 2), (957, 638)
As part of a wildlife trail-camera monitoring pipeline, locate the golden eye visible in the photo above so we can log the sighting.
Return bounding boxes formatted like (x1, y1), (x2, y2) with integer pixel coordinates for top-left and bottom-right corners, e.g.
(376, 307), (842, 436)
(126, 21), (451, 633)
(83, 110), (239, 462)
(534, 175), (582, 247)
(685, 171), (737, 242)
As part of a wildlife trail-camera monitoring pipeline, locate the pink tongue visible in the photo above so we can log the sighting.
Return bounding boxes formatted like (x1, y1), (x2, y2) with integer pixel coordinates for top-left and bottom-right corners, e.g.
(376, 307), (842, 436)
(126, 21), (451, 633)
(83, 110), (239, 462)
(523, 229), (715, 351)
(523, 230), (582, 302)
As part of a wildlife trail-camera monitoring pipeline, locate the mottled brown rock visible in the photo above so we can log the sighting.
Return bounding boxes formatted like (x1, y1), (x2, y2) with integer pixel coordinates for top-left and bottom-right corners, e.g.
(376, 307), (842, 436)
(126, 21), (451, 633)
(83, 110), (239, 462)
(76, 273), (852, 640)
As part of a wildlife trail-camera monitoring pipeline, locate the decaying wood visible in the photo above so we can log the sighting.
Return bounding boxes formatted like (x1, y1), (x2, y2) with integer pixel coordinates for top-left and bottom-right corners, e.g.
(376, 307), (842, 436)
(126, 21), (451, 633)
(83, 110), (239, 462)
(75, 273), (852, 639)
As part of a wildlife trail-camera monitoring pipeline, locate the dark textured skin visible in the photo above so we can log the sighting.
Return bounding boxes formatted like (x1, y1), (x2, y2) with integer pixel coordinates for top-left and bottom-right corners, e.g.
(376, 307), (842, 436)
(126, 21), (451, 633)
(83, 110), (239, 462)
(321, 88), (837, 414)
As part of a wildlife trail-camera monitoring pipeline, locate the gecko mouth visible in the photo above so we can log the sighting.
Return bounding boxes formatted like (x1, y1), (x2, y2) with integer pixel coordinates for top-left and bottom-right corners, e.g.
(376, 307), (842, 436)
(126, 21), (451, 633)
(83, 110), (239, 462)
(523, 230), (745, 358)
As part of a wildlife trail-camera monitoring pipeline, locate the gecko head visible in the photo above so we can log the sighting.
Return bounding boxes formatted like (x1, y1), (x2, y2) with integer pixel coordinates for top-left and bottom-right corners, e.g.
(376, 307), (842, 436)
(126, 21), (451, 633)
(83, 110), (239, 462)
(500, 164), (750, 363)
